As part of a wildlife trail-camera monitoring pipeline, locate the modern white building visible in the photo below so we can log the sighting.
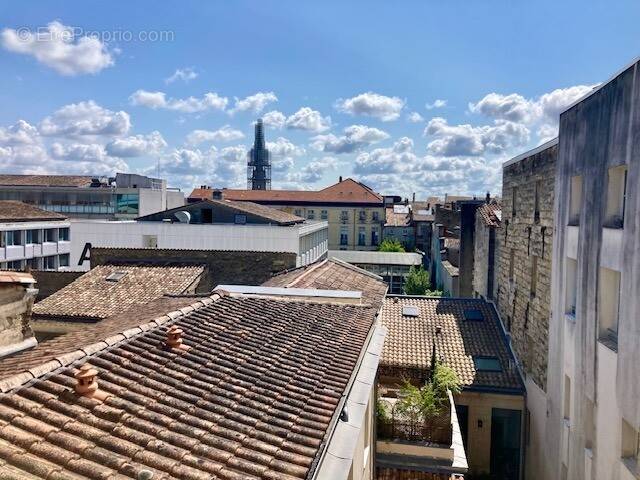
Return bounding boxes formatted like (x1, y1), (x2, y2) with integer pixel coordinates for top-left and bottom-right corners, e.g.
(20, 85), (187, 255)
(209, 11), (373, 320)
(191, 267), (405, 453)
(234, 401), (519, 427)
(0, 201), (71, 271)
(546, 59), (640, 480)
(70, 199), (329, 270)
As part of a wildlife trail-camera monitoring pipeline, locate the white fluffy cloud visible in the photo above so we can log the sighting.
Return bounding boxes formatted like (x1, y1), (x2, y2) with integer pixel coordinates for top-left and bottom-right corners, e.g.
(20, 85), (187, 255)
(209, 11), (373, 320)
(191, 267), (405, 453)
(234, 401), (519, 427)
(426, 99), (447, 110)
(336, 92), (405, 121)
(1, 21), (114, 76)
(165, 67), (198, 84)
(286, 156), (339, 184)
(424, 117), (529, 157)
(40, 101), (131, 137)
(105, 131), (167, 157)
(468, 85), (596, 136)
(261, 110), (286, 129)
(407, 112), (424, 123)
(285, 107), (331, 132)
(311, 125), (389, 154)
(230, 92), (278, 114)
(129, 90), (228, 113)
(266, 137), (305, 172)
(185, 126), (244, 145)
(0, 120), (40, 145)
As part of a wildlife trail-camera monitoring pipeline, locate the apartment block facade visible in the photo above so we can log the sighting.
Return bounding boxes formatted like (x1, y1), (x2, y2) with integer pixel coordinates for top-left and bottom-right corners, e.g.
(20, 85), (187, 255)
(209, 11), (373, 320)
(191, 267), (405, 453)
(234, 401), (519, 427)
(0, 201), (71, 271)
(545, 60), (640, 480)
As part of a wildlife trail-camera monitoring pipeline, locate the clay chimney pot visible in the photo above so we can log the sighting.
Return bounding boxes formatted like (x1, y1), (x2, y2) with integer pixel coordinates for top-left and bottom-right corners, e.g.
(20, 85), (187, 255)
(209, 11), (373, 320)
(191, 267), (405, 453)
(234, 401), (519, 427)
(74, 364), (108, 401)
(166, 325), (191, 352)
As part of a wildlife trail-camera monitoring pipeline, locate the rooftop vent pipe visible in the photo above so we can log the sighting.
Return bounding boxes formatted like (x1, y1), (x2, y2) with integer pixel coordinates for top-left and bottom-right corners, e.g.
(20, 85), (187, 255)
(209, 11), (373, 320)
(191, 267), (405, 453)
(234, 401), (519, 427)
(166, 325), (191, 352)
(74, 364), (108, 402)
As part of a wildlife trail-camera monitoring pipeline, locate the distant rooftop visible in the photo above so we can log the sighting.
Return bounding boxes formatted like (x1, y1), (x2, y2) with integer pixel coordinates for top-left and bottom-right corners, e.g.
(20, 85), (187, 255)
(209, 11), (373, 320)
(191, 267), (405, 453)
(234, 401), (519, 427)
(380, 296), (524, 393)
(0, 201), (68, 223)
(33, 264), (205, 321)
(477, 201), (502, 228)
(329, 250), (423, 267)
(189, 178), (383, 205)
(0, 174), (95, 188)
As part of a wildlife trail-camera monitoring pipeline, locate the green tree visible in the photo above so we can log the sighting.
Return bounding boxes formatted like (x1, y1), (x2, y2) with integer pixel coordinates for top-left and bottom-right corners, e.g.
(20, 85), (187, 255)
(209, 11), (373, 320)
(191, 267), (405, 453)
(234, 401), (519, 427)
(378, 239), (406, 252)
(403, 266), (443, 296)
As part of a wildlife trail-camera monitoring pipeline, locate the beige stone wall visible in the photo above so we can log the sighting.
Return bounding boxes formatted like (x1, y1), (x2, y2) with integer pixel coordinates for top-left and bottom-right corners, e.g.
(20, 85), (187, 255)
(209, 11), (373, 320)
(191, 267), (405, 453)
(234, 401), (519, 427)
(276, 205), (385, 251)
(0, 283), (36, 348)
(496, 143), (556, 391)
(473, 217), (491, 299)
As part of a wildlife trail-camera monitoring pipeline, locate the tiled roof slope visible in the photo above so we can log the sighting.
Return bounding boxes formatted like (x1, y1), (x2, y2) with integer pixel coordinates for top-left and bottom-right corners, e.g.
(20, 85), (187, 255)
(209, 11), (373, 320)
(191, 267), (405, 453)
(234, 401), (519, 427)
(383, 207), (411, 227)
(380, 296), (523, 393)
(0, 175), (94, 188)
(0, 295), (210, 382)
(263, 258), (387, 308)
(137, 199), (304, 226)
(190, 178), (383, 205)
(477, 202), (501, 227)
(33, 265), (204, 321)
(0, 201), (67, 223)
(0, 292), (376, 479)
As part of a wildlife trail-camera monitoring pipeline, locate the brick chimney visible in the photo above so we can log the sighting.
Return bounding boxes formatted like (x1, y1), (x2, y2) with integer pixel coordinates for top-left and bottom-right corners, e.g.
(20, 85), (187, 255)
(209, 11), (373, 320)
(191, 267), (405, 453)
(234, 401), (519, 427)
(0, 271), (38, 358)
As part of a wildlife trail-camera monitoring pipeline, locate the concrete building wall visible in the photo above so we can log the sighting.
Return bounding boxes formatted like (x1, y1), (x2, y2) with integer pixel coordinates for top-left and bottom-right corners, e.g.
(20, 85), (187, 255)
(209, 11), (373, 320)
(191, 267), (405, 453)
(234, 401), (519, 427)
(70, 219), (328, 270)
(546, 60), (640, 480)
(0, 220), (71, 271)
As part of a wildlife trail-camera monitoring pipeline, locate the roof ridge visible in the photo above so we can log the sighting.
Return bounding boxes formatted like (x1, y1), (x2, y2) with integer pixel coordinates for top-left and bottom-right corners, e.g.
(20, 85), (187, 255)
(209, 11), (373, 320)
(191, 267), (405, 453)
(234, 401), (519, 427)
(285, 259), (329, 287)
(328, 257), (384, 281)
(0, 289), (230, 394)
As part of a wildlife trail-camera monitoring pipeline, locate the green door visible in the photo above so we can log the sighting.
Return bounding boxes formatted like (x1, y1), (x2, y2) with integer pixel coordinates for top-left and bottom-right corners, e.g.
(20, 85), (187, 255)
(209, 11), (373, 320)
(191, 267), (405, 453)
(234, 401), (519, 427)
(490, 408), (521, 479)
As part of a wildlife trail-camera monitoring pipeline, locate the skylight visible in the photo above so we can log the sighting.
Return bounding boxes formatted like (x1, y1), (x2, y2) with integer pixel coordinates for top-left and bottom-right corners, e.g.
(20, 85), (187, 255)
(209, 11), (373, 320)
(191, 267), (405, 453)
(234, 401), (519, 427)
(464, 309), (484, 321)
(402, 305), (420, 317)
(474, 356), (502, 372)
(106, 271), (127, 282)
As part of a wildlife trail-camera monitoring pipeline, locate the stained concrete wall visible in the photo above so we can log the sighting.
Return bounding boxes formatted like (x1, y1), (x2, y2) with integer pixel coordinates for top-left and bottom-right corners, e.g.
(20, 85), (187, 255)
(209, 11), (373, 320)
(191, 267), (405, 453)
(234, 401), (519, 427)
(546, 60), (640, 480)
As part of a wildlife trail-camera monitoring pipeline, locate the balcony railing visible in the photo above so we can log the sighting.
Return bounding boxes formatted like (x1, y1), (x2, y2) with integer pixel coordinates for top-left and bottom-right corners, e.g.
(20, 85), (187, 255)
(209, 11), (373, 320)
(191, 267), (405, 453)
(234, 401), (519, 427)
(377, 418), (452, 445)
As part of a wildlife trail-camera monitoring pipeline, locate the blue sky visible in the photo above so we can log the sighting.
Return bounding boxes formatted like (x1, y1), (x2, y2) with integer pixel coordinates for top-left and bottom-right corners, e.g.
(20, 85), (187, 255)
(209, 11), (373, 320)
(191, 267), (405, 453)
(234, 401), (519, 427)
(1, 1), (639, 197)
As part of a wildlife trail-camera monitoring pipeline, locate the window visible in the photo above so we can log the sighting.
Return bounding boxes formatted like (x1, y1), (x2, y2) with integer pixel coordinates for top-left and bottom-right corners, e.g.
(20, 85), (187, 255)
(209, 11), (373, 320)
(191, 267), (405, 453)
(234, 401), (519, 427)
(58, 227), (70, 241)
(463, 309), (484, 321)
(25, 229), (40, 244)
(58, 254), (70, 267)
(202, 208), (213, 223)
(358, 227), (366, 246)
(563, 375), (571, 421)
(7, 260), (23, 270)
(372, 211), (380, 222)
(43, 256), (56, 270)
(106, 271), (127, 282)
(234, 214), (247, 225)
(473, 356), (502, 372)
(359, 210), (367, 222)
(6, 230), (22, 246)
(294, 209), (303, 217)
(565, 258), (577, 318)
(116, 193), (140, 215)
(320, 210), (328, 220)
(621, 420), (640, 465)
(44, 229), (56, 242)
(307, 210), (315, 220)
(604, 165), (627, 228)
(598, 267), (621, 347)
(25, 257), (40, 270)
(340, 210), (349, 223)
(569, 175), (582, 226)
(340, 226), (348, 246)
(512, 186), (517, 218)
(402, 306), (420, 317)
(534, 180), (542, 223)
(530, 256), (539, 298)
(371, 227), (379, 246)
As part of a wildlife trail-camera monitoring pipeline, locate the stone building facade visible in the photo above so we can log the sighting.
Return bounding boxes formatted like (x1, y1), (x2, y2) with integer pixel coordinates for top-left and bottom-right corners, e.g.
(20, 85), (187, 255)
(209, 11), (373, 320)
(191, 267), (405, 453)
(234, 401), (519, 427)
(473, 201), (501, 301)
(497, 139), (557, 391)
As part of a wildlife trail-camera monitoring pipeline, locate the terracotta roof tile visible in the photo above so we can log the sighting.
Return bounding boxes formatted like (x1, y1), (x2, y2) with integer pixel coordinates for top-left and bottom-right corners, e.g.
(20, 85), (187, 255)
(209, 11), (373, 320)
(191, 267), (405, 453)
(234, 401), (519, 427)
(33, 265), (205, 321)
(0, 202), (67, 222)
(477, 201), (502, 227)
(380, 296), (523, 393)
(190, 178), (383, 205)
(0, 271), (36, 285)
(262, 258), (387, 308)
(0, 294), (376, 479)
(384, 207), (411, 227)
